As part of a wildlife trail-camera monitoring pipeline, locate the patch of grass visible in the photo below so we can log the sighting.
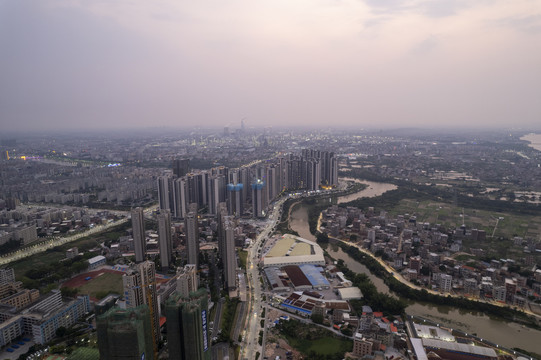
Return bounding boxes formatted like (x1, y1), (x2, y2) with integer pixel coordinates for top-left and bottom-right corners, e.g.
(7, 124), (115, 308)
(11, 224), (127, 281)
(454, 254), (476, 262)
(238, 250), (248, 270)
(66, 347), (100, 360)
(286, 336), (352, 356)
(277, 319), (352, 357)
(76, 272), (123, 299)
(387, 198), (541, 260)
(11, 251), (65, 277)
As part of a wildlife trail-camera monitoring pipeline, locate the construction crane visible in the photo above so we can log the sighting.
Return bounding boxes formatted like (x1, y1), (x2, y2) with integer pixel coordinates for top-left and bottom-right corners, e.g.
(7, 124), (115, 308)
(145, 281), (159, 359)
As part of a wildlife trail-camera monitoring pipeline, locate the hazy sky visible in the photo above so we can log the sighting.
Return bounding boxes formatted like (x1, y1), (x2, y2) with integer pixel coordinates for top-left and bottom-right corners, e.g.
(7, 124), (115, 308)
(1, 0), (540, 132)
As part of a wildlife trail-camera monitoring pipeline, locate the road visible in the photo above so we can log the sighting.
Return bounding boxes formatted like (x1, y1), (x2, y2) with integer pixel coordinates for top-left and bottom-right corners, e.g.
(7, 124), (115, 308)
(241, 198), (284, 360)
(232, 301), (247, 343)
(0, 205), (157, 266)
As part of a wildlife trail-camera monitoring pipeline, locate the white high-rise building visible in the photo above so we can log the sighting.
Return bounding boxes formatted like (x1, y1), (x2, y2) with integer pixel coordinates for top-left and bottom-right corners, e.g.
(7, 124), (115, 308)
(131, 207), (146, 263)
(122, 261), (159, 345)
(157, 175), (174, 212)
(184, 203), (199, 268)
(251, 180), (264, 218)
(218, 203), (237, 291)
(176, 264), (198, 298)
(173, 177), (188, 219)
(157, 209), (172, 270)
(223, 218), (237, 290)
(440, 274), (452, 293)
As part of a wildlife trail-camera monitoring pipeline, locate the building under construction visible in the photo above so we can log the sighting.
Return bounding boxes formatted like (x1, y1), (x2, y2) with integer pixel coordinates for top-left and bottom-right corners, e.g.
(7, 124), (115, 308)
(165, 288), (211, 360)
(96, 305), (155, 360)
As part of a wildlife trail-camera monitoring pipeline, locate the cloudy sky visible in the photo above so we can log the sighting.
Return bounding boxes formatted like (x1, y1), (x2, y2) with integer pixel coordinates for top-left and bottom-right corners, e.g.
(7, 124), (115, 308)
(1, 0), (540, 131)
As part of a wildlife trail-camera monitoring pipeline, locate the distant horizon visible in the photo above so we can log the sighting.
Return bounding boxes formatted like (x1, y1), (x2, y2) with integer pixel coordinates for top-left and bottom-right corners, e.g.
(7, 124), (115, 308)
(1, 125), (541, 139)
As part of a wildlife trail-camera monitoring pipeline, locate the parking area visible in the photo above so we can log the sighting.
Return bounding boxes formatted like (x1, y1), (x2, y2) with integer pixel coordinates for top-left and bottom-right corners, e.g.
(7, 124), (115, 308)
(0, 338), (36, 359)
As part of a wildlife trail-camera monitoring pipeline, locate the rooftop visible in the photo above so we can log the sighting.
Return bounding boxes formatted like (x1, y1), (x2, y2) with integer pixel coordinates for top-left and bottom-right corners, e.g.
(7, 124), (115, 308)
(337, 287), (363, 300)
(422, 338), (497, 358)
(263, 234), (324, 267)
(88, 255), (106, 264)
(414, 323), (455, 342)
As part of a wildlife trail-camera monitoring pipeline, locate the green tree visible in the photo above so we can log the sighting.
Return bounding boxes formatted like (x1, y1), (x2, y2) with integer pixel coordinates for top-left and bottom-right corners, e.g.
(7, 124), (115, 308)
(317, 232), (329, 244)
(311, 313), (324, 324)
(56, 326), (68, 338)
(60, 287), (78, 298)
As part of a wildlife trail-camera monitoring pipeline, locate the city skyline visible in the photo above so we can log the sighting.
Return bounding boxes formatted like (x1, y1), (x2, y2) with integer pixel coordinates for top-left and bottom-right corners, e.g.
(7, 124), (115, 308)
(1, 0), (540, 132)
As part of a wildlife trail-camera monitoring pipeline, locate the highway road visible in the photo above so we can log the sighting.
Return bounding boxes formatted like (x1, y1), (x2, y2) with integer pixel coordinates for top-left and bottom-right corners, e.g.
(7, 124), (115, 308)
(241, 198), (284, 360)
(0, 205), (157, 266)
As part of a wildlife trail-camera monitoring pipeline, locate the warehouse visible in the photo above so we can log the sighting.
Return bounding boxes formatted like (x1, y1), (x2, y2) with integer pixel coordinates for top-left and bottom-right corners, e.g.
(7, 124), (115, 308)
(263, 234), (325, 268)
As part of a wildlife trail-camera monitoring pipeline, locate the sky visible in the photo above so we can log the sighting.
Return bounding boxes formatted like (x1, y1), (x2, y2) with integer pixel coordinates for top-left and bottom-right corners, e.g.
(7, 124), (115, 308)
(1, 0), (540, 132)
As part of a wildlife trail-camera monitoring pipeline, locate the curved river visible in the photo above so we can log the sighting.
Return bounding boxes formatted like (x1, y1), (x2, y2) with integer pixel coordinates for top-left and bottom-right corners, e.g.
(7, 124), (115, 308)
(288, 178), (541, 354)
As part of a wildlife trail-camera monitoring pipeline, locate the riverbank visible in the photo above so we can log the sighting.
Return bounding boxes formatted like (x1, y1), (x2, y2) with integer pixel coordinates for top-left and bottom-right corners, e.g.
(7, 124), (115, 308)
(286, 181), (541, 354)
(332, 239), (541, 329)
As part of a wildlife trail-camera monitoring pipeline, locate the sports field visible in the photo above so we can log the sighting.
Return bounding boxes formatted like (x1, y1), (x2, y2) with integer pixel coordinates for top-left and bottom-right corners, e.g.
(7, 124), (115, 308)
(62, 269), (123, 300)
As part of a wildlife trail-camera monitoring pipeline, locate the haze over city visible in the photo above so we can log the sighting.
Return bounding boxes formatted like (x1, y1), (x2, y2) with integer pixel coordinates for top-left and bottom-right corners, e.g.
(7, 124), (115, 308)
(1, 0), (541, 132)
(2, 2), (541, 360)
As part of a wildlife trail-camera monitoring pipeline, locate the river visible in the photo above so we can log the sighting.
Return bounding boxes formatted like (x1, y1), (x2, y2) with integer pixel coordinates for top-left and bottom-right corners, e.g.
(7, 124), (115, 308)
(288, 180), (541, 354)
(337, 178), (397, 204)
(521, 133), (541, 152)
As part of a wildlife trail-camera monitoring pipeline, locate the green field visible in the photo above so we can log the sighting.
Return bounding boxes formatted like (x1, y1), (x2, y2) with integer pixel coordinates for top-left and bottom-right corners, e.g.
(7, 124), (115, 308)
(389, 199), (541, 238)
(388, 199), (541, 259)
(66, 347), (100, 360)
(76, 272), (123, 299)
(278, 319), (352, 358)
(10, 224), (128, 281)
(286, 335), (352, 356)
(238, 250), (248, 270)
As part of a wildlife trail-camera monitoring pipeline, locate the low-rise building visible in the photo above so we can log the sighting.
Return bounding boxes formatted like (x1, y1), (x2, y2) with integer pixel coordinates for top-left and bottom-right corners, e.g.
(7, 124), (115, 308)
(0, 289), (40, 310)
(88, 255), (106, 270)
(353, 333), (374, 357)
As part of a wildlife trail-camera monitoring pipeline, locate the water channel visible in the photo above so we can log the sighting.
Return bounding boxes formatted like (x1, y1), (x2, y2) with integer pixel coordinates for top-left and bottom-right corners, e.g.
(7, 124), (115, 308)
(288, 179), (541, 354)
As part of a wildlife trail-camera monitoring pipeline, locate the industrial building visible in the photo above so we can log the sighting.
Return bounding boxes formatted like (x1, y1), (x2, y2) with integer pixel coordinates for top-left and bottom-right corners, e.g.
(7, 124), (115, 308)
(422, 338), (497, 360)
(337, 287), (363, 300)
(263, 267), (290, 292)
(263, 234), (325, 268)
(280, 291), (351, 317)
(282, 264), (330, 290)
(413, 323), (455, 342)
